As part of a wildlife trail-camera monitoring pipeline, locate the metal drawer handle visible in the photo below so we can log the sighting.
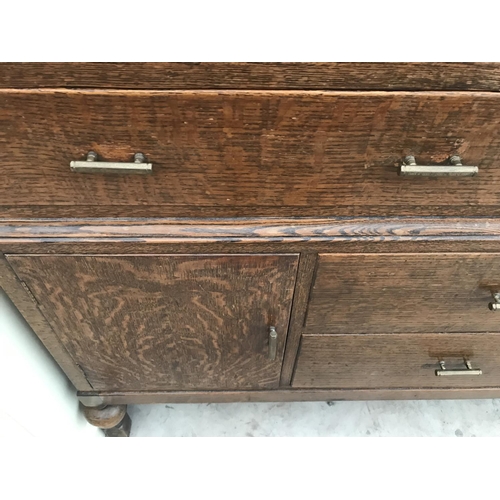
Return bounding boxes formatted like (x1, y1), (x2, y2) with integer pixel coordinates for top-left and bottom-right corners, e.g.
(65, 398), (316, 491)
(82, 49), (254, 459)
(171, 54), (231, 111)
(70, 151), (152, 174)
(400, 155), (478, 177)
(268, 326), (278, 361)
(489, 292), (500, 311)
(435, 359), (482, 376)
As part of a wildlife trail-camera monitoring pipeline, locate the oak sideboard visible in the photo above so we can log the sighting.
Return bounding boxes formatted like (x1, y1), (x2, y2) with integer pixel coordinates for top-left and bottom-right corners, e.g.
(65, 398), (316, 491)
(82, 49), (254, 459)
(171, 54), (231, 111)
(2, 63), (500, 436)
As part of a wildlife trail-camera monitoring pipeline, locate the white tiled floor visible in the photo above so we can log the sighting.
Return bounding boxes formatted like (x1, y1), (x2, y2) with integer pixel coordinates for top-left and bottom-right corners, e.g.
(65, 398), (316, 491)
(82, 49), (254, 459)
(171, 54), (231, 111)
(129, 399), (500, 437)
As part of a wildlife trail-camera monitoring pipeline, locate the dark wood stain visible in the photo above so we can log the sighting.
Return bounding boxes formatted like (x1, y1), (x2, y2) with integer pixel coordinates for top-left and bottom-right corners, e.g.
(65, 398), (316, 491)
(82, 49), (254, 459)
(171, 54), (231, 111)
(280, 253), (317, 385)
(2, 63), (500, 91)
(293, 333), (500, 389)
(2, 90), (500, 217)
(3, 217), (500, 243)
(82, 404), (127, 429)
(6, 254), (298, 391)
(3, 63), (500, 410)
(6, 204), (500, 218)
(305, 253), (500, 334)
(0, 254), (93, 390)
(6, 240), (500, 260)
(77, 386), (500, 405)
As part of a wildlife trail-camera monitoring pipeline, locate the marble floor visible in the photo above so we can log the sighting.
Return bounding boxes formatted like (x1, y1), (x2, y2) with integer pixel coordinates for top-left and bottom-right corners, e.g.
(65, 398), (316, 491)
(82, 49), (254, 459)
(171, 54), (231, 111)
(129, 399), (500, 437)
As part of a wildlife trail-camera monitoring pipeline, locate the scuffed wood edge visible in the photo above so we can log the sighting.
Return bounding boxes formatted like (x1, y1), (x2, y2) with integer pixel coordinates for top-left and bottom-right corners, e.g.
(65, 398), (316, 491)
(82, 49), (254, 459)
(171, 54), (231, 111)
(0, 254), (94, 391)
(78, 387), (500, 405)
(1, 89), (499, 96)
(5, 205), (500, 219)
(2, 63), (500, 91)
(280, 253), (317, 385)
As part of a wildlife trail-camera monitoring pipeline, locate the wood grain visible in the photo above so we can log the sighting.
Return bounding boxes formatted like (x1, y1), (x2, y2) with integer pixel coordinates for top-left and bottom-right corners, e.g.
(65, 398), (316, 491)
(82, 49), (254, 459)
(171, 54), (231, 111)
(0, 254), (93, 390)
(3, 90), (500, 217)
(2, 217), (500, 244)
(292, 333), (500, 389)
(82, 404), (127, 429)
(77, 386), (500, 405)
(6, 254), (298, 391)
(2, 63), (500, 91)
(7, 239), (500, 262)
(6, 240), (500, 260)
(4, 62), (500, 407)
(280, 253), (317, 385)
(6, 204), (500, 219)
(305, 253), (500, 334)
(105, 413), (131, 437)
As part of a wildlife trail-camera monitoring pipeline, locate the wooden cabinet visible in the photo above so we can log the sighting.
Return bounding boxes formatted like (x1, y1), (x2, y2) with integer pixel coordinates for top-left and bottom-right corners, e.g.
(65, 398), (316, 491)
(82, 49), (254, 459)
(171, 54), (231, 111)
(3, 63), (500, 435)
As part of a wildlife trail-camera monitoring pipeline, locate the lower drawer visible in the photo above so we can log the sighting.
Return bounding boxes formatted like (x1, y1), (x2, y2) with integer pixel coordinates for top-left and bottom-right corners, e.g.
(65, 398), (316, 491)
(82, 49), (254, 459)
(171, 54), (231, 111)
(292, 334), (500, 389)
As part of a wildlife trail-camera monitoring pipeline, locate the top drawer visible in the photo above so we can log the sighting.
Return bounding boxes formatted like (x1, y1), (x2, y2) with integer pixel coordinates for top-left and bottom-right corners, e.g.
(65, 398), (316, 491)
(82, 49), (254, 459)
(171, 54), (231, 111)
(2, 90), (500, 218)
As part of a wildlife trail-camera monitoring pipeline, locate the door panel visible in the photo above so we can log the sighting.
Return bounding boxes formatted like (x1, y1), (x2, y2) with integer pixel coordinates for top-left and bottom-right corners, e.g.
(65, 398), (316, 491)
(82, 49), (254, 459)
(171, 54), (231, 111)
(7, 254), (298, 391)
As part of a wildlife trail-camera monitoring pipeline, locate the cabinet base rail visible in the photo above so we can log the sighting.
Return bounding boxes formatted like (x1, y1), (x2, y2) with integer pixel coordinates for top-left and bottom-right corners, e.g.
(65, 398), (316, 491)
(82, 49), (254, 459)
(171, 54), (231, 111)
(78, 387), (500, 407)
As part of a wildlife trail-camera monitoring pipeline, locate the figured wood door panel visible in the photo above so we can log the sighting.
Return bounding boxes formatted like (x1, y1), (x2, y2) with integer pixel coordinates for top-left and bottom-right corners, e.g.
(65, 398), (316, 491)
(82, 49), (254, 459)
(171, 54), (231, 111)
(3, 91), (500, 217)
(305, 253), (500, 334)
(6, 254), (298, 391)
(293, 334), (500, 389)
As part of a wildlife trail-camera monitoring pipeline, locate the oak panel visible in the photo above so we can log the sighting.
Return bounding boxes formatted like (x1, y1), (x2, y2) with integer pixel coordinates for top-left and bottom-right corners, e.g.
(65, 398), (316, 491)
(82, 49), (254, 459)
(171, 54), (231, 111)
(0, 255), (93, 390)
(3, 217), (500, 243)
(2, 90), (500, 217)
(2, 63), (500, 91)
(77, 386), (500, 406)
(6, 254), (298, 391)
(78, 387), (500, 406)
(293, 334), (500, 389)
(280, 253), (317, 385)
(306, 253), (500, 334)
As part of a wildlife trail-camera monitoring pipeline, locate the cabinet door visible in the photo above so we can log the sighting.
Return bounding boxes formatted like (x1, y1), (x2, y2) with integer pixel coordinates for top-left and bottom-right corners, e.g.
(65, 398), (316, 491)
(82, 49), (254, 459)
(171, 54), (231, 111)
(7, 254), (298, 391)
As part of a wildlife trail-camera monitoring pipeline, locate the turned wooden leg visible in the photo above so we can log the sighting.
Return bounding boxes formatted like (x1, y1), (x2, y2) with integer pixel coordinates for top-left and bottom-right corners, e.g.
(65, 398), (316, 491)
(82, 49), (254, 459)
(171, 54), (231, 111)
(82, 404), (132, 437)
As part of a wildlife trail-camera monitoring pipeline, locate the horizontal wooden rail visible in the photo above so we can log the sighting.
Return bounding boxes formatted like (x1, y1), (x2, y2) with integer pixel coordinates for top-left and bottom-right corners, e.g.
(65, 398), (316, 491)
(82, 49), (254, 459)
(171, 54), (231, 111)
(2, 217), (500, 243)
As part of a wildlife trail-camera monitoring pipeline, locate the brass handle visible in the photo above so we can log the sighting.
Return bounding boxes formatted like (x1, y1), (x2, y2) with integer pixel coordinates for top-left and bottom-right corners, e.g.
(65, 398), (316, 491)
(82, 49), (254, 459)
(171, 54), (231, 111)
(400, 155), (478, 177)
(70, 151), (152, 174)
(268, 326), (278, 361)
(489, 292), (500, 311)
(435, 359), (482, 376)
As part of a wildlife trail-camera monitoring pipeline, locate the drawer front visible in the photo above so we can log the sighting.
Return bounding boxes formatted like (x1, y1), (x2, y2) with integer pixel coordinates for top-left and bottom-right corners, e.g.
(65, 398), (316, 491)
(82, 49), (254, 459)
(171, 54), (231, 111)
(2, 91), (500, 217)
(292, 334), (500, 389)
(305, 253), (500, 334)
(7, 253), (298, 391)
